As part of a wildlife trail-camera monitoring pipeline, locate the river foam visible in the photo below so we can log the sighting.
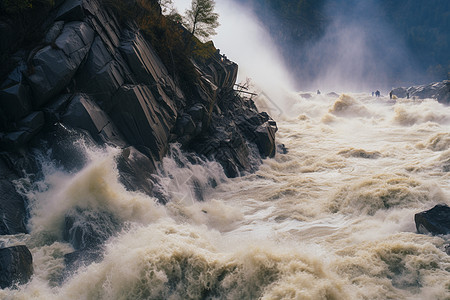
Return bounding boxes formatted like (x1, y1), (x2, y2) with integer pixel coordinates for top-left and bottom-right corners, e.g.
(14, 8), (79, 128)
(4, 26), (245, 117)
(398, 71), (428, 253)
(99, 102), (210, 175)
(2, 93), (450, 299)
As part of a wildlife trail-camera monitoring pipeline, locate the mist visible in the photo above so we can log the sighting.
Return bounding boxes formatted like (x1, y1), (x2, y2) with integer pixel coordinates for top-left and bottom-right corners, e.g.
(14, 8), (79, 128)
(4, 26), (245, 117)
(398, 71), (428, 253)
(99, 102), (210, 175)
(299, 0), (422, 93)
(172, 0), (297, 113)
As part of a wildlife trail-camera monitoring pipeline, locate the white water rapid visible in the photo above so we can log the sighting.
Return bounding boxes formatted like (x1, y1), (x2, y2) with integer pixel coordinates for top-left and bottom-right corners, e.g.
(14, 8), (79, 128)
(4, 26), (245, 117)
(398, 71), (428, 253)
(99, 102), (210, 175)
(1, 92), (450, 299)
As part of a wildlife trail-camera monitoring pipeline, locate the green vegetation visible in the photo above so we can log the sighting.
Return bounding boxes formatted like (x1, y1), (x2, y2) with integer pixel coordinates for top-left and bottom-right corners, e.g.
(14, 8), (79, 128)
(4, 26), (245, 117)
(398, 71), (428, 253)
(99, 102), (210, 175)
(184, 0), (219, 41)
(103, 0), (218, 98)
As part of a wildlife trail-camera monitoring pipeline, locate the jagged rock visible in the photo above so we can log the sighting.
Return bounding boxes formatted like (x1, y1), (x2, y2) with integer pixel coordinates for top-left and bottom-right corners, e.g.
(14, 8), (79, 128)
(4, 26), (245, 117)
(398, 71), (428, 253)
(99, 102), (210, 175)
(63, 248), (103, 273)
(63, 207), (120, 250)
(254, 120), (277, 158)
(43, 21), (65, 44)
(0, 246), (33, 289)
(0, 84), (32, 124)
(61, 93), (126, 147)
(27, 21), (94, 108)
(37, 123), (93, 172)
(415, 204), (450, 235)
(75, 36), (126, 107)
(327, 92), (339, 98)
(1, 112), (45, 149)
(84, 0), (121, 51)
(116, 146), (158, 197)
(0, 62), (32, 123)
(119, 27), (184, 105)
(0, 159), (27, 235)
(56, 0), (85, 21)
(109, 84), (177, 160)
(391, 80), (450, 104)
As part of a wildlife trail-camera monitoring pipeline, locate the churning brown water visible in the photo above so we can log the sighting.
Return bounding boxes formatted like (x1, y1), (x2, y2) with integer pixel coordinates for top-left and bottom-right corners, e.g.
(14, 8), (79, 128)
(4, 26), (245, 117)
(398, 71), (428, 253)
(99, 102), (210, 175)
(1, 93), (449, 299)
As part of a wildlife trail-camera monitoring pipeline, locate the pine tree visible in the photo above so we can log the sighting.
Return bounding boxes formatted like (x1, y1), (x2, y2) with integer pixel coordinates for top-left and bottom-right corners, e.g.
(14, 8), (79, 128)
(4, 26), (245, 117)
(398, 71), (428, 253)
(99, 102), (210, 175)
(184, 0), (219, 41)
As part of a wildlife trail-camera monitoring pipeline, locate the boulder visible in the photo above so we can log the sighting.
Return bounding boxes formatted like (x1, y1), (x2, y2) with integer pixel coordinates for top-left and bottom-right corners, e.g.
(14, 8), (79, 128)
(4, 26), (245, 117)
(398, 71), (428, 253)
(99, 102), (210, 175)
(63, 207), (120, 250)
(56, 0), (85, 21)
(43, 21), (65, 44)
(392, 80), (450, 104)
(0, 84), (32, 123)
(0, 159), (28, 235)
(415, 204), (450, 235)
(116, 146), (159, 198)
(75, 36), (125, 108)
(0, 246), (33, 289)
(27, 21), (94, 108)
(109, 84), (177, 160)
(0, 62), (32, 123)
(61, 94), (126, 147)
(1, 112), (45, 149)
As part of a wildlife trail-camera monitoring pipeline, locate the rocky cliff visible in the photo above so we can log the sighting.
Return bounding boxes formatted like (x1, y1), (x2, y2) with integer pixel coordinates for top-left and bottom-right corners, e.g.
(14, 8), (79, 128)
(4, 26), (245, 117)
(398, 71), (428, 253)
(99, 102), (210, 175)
(0, 0), (277, 286)
(391, 80), (450, 104)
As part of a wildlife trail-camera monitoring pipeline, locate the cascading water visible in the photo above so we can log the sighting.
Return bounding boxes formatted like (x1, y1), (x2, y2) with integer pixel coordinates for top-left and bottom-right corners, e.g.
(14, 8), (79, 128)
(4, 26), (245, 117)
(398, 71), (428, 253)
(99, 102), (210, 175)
(1, 92), (449, 299)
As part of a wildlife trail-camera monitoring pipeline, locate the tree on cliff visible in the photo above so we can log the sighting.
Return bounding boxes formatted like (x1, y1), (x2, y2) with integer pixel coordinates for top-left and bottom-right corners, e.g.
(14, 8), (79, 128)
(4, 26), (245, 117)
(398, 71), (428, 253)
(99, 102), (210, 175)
(184, 0), (219, 41)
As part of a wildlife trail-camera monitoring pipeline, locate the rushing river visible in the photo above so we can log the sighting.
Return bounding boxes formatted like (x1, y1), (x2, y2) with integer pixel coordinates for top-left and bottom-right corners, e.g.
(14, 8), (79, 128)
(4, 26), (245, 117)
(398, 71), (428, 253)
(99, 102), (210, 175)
(2, 92), (450, 299)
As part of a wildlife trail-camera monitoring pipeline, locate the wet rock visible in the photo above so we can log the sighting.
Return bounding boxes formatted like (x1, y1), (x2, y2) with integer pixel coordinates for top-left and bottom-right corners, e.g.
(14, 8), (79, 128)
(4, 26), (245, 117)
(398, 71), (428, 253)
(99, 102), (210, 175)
(61, 93), (126, 147)
(0, 62), (32, 123)
(1, 112), (45, 149)
(56, 0), (85, 21)
(116, 146), (158, 198)
(27, 21), (94, 108)
(391, 80), (450, 104)
(43, 21), (65, 44)
(327, 92), (340, 98)
(0, 84), (32, 124)
(277, 144), (288, 154)
(37, 123), (93, 172)
(0, 246), (33, 289)
(415, 204), (450, 235)
(75, 36), (125, 107)
(63, 248), (103, 273)
(0, 159), (28, 235)
(109, 84), (177, 160)
(119, 27), (184, 106)
(63, 207), (120, 251)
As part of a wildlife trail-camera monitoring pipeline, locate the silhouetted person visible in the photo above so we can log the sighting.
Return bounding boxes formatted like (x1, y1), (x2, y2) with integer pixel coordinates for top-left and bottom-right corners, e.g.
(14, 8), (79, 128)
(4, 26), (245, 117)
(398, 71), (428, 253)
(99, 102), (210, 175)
(317, 90), (321, 95)
(389, 91), (392, 99)
(375, 90), (380, 97)
(406, 92), (410, 99)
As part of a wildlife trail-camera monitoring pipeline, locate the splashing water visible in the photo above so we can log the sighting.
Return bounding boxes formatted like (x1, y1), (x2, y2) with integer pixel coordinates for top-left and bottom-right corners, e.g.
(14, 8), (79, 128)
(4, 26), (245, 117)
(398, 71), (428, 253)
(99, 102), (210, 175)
(2, 93), (450, 299)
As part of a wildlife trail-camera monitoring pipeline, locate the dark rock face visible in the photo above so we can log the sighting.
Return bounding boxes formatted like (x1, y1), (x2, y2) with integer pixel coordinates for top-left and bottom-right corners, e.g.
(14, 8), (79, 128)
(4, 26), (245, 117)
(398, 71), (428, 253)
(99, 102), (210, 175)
(0, 159), (28, 235)
(26, 21), (95, 108)
(391, 80), (450, 104)
(415, 204), (450, 235)
(0, 0), (278, 270)
(0, 246), (33, 289)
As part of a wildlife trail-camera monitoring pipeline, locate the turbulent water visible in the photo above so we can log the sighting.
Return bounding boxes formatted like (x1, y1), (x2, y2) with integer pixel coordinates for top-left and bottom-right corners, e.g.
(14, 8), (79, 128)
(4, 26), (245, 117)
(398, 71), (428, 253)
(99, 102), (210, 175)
(2, 92), (450, 299)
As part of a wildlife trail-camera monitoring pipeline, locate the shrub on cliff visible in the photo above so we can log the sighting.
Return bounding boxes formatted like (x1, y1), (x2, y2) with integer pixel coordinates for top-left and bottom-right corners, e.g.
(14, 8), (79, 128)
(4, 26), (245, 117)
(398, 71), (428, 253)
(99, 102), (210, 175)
(103, 0), (216, 99)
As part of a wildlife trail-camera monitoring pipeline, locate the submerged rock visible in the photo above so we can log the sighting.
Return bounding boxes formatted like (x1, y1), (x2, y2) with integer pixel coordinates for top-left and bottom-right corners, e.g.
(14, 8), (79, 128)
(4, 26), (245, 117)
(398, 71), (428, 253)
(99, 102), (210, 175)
(415, 204), (450, 235)
(0, 246), (33, 289)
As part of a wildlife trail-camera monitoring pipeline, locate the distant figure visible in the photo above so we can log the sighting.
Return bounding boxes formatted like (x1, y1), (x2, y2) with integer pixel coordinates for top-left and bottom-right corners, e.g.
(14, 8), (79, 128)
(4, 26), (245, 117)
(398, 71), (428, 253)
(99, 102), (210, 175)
(317, 90), (321, 95)
(389, 91), (392, 99)
(375, 90), (380, 97)
(372, 92), (374, 97)
(406, 92), (410, 99)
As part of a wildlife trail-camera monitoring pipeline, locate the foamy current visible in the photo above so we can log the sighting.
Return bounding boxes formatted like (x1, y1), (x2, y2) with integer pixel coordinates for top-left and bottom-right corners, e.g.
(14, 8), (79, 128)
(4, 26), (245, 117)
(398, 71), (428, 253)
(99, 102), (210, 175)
(1, 93), (449, 299)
